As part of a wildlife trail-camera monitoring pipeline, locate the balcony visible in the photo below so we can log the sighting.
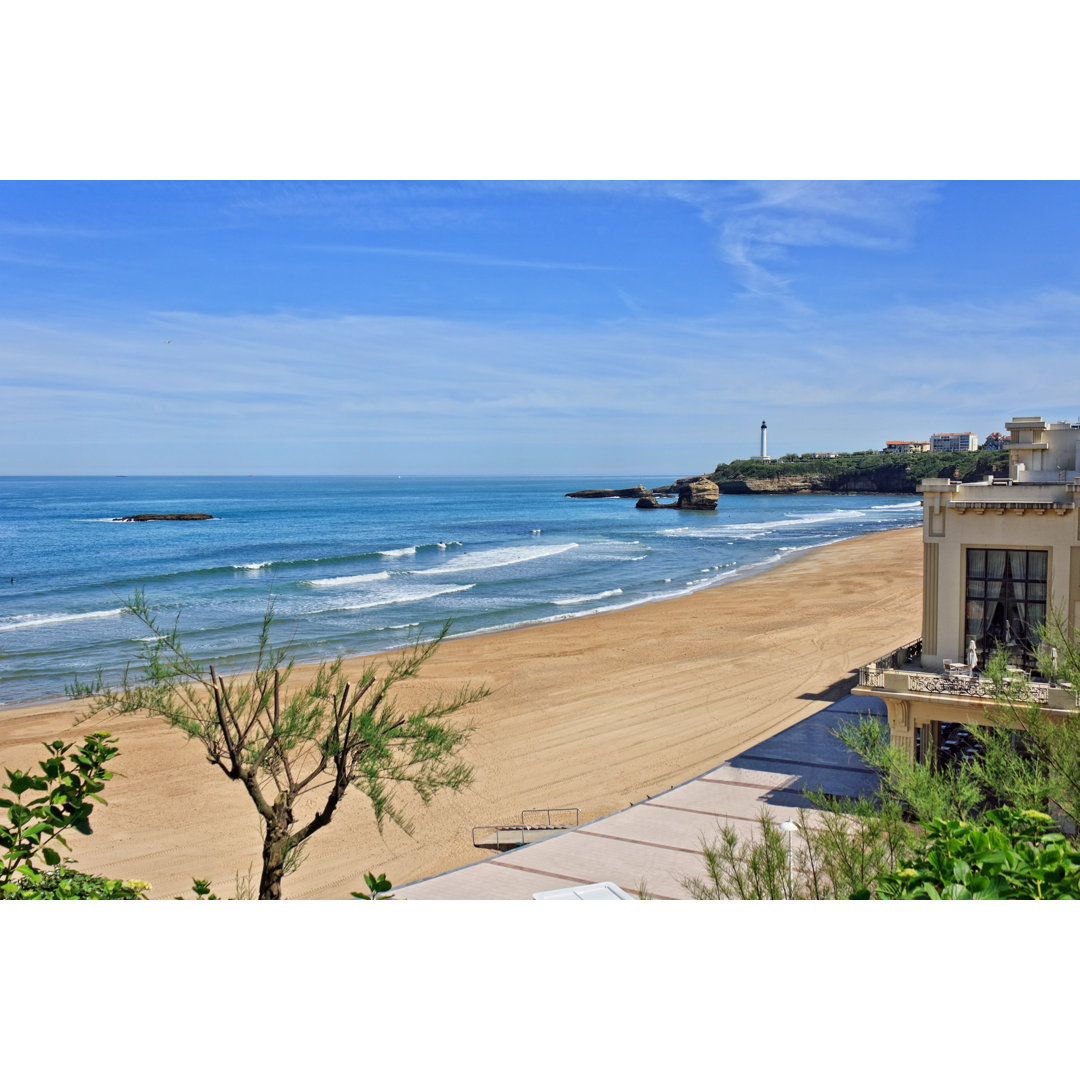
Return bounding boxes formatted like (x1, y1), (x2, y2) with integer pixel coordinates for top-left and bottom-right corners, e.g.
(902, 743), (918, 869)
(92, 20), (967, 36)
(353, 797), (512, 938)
(857, 638), (921, 689)
(857, 638), (1076, 709)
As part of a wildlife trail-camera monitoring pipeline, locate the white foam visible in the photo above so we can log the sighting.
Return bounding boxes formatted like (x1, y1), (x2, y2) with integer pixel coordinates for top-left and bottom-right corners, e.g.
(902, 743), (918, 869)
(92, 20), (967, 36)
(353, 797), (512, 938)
(335, 583), (475, 610)
(870, 502), (922, 511)
(781, 509), (865, 524)
(551, 588), (623, 606)
(412, 543), (578, 575)
(377, 546), (416, 558)
(307, 571), (392, 587)
(662, 510), (874, 540)
(234, 561), (271, 570)
(0, 608), (125, 631)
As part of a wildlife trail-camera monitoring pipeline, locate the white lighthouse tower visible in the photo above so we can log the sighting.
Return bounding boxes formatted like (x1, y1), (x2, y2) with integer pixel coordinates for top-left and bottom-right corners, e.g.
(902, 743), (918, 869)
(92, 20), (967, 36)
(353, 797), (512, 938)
(752, 419), (772, 461)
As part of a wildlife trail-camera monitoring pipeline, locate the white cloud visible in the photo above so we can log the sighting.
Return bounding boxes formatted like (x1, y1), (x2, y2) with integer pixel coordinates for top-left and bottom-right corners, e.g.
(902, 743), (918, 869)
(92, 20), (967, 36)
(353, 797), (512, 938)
(2, 286), (1078, 473)
(655, 180), (940, 303)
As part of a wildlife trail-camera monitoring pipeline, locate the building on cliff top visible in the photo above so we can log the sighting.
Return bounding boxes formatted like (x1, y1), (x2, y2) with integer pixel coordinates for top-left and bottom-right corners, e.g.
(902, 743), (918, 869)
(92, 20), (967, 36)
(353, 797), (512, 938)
(930, 431), (979, 452)
(884, 440), (931, 453)
(854, 415), (1080, 764)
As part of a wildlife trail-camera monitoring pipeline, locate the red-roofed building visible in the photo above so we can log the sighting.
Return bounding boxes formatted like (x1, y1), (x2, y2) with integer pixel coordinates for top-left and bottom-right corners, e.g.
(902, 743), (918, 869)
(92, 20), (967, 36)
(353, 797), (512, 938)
(884, 440), (931, 453)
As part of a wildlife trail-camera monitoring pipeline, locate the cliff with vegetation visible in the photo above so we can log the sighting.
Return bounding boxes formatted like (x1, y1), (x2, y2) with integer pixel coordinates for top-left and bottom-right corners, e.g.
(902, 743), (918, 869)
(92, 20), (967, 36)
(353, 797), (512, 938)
(707, 449), (1010, 495)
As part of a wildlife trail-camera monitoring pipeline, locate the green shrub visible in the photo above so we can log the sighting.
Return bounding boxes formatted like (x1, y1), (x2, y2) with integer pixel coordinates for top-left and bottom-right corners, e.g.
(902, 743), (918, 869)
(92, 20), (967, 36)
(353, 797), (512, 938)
(864, 808), (1080, 899)
(5, 866), (149, 900)
(1, 732), (122, 898)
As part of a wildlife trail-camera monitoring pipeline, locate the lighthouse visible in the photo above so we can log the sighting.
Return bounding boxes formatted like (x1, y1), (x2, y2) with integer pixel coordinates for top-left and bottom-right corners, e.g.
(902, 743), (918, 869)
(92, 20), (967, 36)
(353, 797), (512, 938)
(752, 419), (772, 461)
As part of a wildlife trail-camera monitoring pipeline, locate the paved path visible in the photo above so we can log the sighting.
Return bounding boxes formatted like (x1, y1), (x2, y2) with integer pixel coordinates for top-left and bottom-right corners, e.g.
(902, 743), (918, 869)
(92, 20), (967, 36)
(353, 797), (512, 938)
(394, 694), (886, 900)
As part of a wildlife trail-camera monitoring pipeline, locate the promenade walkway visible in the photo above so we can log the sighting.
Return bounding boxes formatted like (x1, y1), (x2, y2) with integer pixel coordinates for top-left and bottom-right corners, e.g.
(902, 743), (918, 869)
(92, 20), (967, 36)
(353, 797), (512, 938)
(394, 693), (886, 899)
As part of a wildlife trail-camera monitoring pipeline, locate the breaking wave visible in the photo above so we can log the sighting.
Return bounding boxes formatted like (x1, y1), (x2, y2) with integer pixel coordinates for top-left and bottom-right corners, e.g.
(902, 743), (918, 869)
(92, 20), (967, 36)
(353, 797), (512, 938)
(0, 608), (125, 631)
(412, 543), (578, 575)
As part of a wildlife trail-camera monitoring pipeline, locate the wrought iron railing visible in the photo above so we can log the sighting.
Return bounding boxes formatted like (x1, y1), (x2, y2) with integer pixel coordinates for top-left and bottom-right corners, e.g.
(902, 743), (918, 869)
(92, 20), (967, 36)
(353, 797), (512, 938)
(905, 672), (1049, 703)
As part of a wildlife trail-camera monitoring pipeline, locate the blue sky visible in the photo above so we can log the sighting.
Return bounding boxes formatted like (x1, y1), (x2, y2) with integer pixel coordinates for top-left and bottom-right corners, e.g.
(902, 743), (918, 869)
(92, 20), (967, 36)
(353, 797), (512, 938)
(3, 180), (1079, 476)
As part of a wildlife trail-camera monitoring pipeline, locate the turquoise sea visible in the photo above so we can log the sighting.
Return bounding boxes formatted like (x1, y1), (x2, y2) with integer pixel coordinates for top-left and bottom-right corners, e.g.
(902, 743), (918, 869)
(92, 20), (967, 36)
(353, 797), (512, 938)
(0, 476), (922, 705)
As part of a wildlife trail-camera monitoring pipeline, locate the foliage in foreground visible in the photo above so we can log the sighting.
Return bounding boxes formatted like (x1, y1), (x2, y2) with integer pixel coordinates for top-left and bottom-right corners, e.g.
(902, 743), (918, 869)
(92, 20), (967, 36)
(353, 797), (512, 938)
(351, 870), (394, 899)
(5, 866), (150, 900)
(0, 732), (129, 899)
(865, 809), (1080, 899)
(70, 592), (488, 899)
(683, 801), (914, 900)
(686, 616), (1080, 900)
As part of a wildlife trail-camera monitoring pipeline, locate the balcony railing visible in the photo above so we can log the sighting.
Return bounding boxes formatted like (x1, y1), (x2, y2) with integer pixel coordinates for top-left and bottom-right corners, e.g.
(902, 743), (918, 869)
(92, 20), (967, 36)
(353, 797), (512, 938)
(859, 638), (923, 688)
(857, 638), (1073, 707)
(904, 672), (1049, 703)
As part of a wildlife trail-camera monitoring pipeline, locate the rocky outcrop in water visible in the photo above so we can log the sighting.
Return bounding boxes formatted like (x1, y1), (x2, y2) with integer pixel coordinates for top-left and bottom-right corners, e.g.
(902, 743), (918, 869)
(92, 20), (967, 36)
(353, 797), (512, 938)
(568, 478), (720, 511)
(113, 513), (214, 521)
(673, 477), (720, 510)
(565, 486), (651, 499)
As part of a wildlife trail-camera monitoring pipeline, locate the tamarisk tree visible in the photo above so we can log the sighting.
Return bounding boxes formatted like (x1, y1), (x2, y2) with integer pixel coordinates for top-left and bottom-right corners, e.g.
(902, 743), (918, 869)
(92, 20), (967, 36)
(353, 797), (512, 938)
(70, 591), (488, 899)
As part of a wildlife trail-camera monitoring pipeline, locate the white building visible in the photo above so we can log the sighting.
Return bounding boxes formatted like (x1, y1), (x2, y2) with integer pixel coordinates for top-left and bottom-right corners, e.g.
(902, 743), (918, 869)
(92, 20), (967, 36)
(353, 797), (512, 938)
(854, 415), (1080, 764)
(930, 431), (978, 452)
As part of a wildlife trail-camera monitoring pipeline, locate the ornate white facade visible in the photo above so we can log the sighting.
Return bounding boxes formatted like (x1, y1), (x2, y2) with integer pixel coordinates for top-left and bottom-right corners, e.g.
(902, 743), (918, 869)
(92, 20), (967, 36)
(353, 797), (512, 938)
(855, 416), (1080, 763)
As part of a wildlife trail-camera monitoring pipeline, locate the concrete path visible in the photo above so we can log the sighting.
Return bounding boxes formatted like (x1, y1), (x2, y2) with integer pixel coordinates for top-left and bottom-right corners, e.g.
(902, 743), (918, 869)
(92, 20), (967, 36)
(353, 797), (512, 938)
(394, 693), (886, 900)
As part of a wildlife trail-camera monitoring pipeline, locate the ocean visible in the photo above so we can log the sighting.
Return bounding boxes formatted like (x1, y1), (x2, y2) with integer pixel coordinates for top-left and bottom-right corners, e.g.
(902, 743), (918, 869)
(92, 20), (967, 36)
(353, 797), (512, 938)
(0, 476), (922, 705)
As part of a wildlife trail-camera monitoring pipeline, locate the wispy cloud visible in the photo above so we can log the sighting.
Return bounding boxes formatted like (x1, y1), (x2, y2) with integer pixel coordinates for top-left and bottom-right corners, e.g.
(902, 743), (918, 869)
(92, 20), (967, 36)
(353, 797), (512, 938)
(306, 244), (624, 271)
(492, 180), (941, 306)
(0, 221), (102, 238)
(664, 180), (940, 304)
(2, 287), (1077, 473)
(226, 181), (483, 231)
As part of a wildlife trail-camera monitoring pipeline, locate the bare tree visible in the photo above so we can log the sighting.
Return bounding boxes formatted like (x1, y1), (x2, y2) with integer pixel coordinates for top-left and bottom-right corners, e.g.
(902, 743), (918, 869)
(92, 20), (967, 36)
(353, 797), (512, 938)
(71, 591), (488, 899)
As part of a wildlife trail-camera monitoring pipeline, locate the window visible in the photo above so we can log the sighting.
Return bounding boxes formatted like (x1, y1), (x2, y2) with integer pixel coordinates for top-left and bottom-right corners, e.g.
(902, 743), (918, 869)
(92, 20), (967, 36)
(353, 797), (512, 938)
(964, 548), (1048, 667)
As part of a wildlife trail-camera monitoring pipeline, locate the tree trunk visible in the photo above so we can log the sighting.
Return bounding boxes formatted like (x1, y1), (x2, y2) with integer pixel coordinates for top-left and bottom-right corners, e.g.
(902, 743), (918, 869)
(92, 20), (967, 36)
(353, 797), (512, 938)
(259, 829), (289, 899)
(258, 793), (294, 900)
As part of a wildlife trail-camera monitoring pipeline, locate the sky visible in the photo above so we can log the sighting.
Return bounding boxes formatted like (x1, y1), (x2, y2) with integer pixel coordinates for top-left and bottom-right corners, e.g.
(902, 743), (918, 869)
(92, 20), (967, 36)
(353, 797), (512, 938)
(3, 179), (1080, 476)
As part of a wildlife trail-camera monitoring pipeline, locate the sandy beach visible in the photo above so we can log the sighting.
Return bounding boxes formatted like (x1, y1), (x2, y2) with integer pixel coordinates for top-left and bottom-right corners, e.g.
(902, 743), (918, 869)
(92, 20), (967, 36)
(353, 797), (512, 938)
(0, 526), (922, 899)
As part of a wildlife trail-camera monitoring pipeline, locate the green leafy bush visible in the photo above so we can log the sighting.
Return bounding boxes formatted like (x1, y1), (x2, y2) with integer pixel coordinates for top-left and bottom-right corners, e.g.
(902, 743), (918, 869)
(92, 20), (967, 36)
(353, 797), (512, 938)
(1, 732), (122, 898)
(864, 808), (1080, 899)
(5, 866), (149, 900)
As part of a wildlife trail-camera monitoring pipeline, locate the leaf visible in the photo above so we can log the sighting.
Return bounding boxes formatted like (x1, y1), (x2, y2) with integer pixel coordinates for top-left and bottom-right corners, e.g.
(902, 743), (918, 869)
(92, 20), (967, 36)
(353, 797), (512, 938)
(6, 774), (38, 796)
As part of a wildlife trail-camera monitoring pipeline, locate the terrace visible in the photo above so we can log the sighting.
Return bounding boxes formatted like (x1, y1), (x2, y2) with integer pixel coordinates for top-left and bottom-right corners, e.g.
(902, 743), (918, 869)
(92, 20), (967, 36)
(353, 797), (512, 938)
(855, 638), (1075, 710)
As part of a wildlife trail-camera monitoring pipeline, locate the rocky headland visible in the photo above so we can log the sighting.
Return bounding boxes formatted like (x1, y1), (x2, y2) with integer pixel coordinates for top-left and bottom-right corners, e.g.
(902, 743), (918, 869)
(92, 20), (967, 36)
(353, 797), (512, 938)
(567, 449), (1010, 510)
